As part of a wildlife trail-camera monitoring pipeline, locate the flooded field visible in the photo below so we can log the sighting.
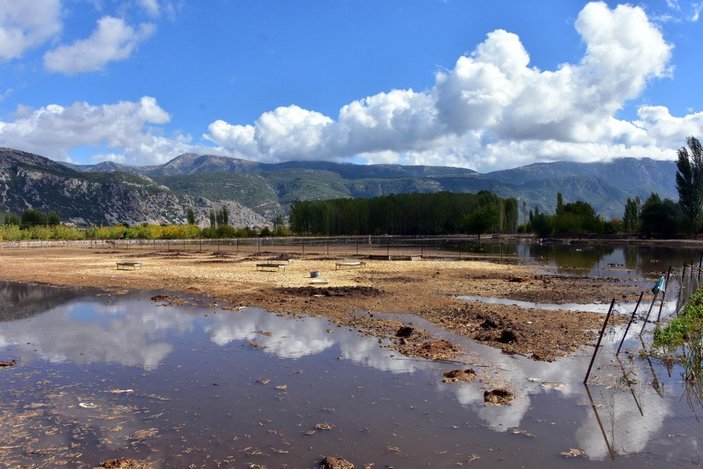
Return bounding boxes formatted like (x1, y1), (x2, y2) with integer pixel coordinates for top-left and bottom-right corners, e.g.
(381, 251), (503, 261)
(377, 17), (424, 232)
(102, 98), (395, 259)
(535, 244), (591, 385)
(1, 272), (701, 467)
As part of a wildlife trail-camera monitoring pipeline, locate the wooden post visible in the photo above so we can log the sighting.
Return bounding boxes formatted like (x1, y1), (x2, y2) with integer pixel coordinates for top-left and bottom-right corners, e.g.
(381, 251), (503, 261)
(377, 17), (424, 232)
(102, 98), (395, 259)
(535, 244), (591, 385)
(584, 299), (616, 384)
(617, 291), (644, 356)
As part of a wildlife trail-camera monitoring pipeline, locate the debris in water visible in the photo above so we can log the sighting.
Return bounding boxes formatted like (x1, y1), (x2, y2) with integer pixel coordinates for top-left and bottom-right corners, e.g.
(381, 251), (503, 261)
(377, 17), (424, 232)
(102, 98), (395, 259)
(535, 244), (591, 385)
(560, 448), (585, 458)
(257, 378), (271, 385)
(98, 458), (153, 468)
(509, 427), (536, 438)
(320, 456), (355, 469)
(274, 384), (288, 390)
(0, 360), (16, 367)
(78, 402), (98, 409)
(315, 422), (335, 431)
(442, 369), (477, 383)
(109, 389), (134, 394)
(129, 428), (158, 441)
(483, 388), (515, 405)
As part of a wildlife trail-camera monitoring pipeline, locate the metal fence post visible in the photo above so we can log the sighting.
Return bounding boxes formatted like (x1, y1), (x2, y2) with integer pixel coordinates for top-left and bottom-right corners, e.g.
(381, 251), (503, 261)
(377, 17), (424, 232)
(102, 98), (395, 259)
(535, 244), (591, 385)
(584, 298), (616, 383)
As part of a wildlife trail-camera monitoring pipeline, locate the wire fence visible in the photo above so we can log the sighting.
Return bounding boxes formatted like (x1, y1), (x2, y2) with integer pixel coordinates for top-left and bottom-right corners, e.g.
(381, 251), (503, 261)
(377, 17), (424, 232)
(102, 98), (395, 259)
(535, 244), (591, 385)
(0, 235), (526, 263)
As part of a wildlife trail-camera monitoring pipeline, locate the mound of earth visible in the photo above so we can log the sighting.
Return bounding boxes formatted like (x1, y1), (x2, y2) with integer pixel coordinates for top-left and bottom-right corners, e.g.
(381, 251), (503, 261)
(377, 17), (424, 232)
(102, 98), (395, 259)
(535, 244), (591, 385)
(276, 286), (383, 298)
(442, 369), (477, 383)
(320, 456), (354, 469)
(484, 388), (515, 405)
(97, 458), (152, 469)
(398, 339), (458, 361)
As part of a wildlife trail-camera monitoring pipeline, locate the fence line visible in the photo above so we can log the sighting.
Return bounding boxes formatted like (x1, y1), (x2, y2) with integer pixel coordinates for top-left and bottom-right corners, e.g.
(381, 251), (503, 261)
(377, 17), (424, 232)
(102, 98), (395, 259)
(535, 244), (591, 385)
(0, 235), (524, 263)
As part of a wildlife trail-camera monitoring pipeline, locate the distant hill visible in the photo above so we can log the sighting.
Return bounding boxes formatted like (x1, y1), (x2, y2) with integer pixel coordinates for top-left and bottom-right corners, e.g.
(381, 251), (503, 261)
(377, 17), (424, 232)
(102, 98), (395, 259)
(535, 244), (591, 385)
(2, 147), (678, 224)
(0, 148), (268, 227)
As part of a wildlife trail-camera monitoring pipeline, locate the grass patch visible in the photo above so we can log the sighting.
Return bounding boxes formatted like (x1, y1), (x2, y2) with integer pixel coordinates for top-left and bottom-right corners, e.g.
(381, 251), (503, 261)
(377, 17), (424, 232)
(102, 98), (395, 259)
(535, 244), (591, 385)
(654, 289), (703, 385)
(654, 289), (703, 350)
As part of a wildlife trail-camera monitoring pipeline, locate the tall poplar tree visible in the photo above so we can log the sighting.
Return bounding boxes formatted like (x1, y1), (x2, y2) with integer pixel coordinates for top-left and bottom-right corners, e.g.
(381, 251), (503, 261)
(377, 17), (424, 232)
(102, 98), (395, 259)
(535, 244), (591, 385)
(676, 136), (703, 234)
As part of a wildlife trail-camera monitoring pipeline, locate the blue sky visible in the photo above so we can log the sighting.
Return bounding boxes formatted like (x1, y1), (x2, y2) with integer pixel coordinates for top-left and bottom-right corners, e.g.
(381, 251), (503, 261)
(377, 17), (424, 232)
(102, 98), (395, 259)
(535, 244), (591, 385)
(0, 0), (702, 172)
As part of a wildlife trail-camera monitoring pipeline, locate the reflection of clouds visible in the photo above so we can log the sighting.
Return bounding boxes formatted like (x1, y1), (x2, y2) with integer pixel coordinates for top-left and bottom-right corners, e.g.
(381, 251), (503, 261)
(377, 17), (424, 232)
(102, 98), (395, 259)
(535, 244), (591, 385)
(206, 309), (335, 358)
(337, 333), (424, 374)
(206, 308), (423, 373)
(0, 300), (196, 370)
(576, 372), (671, 459)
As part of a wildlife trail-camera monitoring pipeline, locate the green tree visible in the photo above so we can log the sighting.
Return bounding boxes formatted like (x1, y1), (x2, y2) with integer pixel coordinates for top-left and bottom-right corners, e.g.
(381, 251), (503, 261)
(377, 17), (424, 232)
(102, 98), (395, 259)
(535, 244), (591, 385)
(186, 207), (196, 225)
(556, 192), (564, 215)
(676, 136), (703, 234)
(463, 204), (499, 241)
(20, 209), (47, 228)
(623, 197), (641, 234)
(640, 193), (683, 238)
(47, 211), (60, 226)
(4, 212), (20, 226)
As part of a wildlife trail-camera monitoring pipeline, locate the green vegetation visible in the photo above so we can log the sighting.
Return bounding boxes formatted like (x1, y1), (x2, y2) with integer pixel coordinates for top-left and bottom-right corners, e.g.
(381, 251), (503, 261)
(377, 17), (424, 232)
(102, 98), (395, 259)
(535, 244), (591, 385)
(288, 191), (518, 236)
(523, 194), (613, 236)
(0, 206), (284, 241)
(654, 289), (703, 384)
(654, 290), (703, 350)
(676, 136), (703, 234)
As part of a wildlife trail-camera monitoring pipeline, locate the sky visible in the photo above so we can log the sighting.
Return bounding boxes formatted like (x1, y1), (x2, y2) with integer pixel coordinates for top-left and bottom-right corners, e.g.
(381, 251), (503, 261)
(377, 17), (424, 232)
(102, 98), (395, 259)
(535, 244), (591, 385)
(0, 0), (702, 172)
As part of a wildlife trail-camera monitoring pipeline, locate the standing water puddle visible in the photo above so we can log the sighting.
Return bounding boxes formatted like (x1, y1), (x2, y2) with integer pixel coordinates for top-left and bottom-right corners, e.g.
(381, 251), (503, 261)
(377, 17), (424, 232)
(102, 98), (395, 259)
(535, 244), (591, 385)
(0, 281), (701, 467)
(457, 295), (678, 316)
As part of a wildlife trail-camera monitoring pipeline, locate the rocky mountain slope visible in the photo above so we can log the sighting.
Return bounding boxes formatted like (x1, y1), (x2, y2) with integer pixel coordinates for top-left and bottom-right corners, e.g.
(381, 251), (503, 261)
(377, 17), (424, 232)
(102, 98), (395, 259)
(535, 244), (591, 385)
(0, 148), (268, 227)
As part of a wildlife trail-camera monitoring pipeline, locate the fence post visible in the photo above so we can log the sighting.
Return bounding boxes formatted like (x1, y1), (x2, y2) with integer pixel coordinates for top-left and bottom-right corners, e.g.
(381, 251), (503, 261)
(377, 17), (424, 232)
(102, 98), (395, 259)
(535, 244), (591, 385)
(584, 299), (616, 383)
(617, 291), (644, 356)
(640, 291), (660, 336)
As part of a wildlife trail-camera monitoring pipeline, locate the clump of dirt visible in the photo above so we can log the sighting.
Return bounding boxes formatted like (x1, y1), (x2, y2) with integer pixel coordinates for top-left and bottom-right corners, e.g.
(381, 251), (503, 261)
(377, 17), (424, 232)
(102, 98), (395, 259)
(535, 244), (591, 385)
(98, 458), (152, 469)
(398, 339), (458, 361)
(150, 295), (186, 306)
(276, 286), (383, 298)
(442, 369), (477, 383)
(0, 360), (16, 368)
(484, 388), (515, 405)
(395, 326), (415, 338)
(320, 456), (355, 469)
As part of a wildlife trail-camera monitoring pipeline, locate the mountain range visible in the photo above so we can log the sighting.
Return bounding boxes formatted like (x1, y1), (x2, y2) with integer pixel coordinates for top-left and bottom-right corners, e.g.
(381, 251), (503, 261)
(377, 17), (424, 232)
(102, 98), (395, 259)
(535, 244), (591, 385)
(0, 147), (677, 227)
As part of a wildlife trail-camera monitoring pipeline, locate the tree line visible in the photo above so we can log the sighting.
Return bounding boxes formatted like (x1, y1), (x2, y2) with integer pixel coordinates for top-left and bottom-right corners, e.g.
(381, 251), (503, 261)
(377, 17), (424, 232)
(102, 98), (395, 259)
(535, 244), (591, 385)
(2, 137), (702, 241)
(289, 191), (518, 236)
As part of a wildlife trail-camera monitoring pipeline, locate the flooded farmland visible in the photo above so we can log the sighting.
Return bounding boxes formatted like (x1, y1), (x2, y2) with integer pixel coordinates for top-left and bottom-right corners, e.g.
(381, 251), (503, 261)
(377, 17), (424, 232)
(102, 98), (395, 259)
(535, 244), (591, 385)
(0, 243), (702, 467)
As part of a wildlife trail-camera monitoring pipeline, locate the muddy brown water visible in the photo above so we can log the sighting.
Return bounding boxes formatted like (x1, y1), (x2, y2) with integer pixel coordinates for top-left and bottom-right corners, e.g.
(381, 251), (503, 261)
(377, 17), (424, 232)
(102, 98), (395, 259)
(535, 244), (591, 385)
(0, 278), (701, 468)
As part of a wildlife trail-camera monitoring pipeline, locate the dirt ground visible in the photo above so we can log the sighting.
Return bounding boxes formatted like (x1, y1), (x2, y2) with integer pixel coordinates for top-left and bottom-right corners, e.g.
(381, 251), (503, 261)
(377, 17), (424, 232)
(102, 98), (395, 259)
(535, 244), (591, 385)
(0, 247), (642, 361)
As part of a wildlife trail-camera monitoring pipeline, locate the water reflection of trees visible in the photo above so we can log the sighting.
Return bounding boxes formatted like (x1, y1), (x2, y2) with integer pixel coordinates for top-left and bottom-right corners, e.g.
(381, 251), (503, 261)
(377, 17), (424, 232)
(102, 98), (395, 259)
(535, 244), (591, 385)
(0, 281), (81, 322)
(529, 245), (614, 275)
(632, 246), (703, 277)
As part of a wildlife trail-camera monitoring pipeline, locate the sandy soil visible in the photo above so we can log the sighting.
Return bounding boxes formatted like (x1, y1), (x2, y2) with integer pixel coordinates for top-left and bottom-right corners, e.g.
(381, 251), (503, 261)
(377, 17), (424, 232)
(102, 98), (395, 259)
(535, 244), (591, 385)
(0, 247), (642, 361)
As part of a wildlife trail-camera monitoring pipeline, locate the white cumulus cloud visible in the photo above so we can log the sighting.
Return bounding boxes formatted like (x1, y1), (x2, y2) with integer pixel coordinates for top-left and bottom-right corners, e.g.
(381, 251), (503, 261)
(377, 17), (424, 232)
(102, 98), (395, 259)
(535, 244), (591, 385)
(44, 16), (155, 74)
(0, 96), (190, 164)
(204, 1), (701, 172)
(0, 0), (62, 61)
